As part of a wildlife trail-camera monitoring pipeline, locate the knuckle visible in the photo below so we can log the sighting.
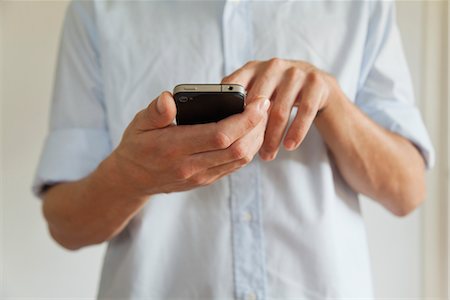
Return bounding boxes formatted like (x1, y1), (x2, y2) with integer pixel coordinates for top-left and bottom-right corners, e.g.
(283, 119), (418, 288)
(212, 131), (232, 149)
(307, 70), (324, 85)
(301, 102), (315, 116)
(271, 107), (289, 123)
(230, 143), (247, 160)
(285, 66), (303, 80)
(267, 57), (284, 69)
(241, 154), (253, 165)
(202, 178), (215, 186)
(189, 175), (206, 186)
(175, 164), (192, 181)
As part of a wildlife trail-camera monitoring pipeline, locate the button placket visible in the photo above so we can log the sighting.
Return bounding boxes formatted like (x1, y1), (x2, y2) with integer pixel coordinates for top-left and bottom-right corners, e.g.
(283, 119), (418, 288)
(223, 1), (266, 299)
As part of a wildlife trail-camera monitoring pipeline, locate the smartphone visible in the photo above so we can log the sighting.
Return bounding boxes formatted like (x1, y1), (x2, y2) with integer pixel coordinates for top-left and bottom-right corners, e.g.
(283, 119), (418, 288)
(173, 84), (246, 125)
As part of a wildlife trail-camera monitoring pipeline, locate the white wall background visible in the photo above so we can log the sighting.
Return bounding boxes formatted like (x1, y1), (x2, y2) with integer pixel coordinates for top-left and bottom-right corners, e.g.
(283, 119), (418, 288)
(1, 1), (448, 299)
(1, 2), (105, 298)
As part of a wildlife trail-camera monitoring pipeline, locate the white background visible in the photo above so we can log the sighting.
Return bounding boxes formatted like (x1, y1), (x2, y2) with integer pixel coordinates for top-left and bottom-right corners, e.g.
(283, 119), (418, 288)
(1, 1), (448, 299)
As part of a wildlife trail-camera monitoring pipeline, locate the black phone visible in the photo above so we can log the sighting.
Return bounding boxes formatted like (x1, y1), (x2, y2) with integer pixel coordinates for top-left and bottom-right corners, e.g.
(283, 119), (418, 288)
(173, 84), (246, 125)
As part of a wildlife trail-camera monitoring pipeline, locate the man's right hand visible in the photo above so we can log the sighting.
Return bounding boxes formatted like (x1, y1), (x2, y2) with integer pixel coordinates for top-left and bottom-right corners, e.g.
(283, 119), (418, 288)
(42, 91), (269, 250)
(109, 91), (270, 197)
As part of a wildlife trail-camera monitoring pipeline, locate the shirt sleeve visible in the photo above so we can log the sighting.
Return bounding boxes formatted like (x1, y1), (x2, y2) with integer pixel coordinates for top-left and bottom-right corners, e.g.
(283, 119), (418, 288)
(355, 1), (435, 169)
(32, 1), (112, 197)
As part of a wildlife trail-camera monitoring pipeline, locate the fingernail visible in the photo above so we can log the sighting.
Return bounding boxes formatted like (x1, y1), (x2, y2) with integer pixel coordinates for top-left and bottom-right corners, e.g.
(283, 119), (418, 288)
(156, 94), (166, 113)
(259, 98), (270, 112)
(285, 139), (296, 151)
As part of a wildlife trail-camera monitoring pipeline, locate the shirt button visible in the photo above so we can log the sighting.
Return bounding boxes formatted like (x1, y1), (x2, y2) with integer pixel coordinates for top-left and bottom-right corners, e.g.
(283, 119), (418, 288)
(242, 211), (253, 222)
(246, 292), (257, 300)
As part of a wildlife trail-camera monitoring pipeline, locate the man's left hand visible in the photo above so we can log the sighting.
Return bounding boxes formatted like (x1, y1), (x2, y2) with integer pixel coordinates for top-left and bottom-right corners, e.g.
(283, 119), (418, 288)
(222, 58), (339, 160)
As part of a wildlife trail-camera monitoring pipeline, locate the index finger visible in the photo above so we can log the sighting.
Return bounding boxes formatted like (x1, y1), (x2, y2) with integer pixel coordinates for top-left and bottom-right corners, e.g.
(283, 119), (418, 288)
(221, 61), (258, 89)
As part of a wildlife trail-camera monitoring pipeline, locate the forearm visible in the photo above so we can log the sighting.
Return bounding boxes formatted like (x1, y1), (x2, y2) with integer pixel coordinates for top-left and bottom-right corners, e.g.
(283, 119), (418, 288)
(314, 83), (426, 216)
(42, 153), (149, 250)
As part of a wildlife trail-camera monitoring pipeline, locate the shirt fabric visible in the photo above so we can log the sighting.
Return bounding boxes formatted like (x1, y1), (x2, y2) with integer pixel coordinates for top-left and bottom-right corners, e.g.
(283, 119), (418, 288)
(33, 1), (435, 299)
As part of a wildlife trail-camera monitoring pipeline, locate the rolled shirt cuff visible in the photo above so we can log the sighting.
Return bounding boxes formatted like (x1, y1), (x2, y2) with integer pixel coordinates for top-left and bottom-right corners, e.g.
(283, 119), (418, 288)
(32, 128), (112, 198)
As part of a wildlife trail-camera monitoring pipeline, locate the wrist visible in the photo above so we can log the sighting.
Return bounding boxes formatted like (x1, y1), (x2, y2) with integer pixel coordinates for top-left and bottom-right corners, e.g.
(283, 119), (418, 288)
(315, 78), (347, 127)
(94, 151), (153, 202)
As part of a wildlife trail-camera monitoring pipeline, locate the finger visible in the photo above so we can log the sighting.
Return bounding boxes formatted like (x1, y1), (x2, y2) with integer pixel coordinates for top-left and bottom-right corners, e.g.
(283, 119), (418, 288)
(188, 156), (250, 187)
(283, 75), (323, 150)
(174, 119), (267, 188)
(221, 61), (258, 89)
(188, 115), (267, 169)
(134, 91), (177, 131)
(246, 58), (285, 103)
(171, 97), (270, 154)
(168, 155), (248, 192)
(259, 67), (304, 160)
(204, 121), (267, 180)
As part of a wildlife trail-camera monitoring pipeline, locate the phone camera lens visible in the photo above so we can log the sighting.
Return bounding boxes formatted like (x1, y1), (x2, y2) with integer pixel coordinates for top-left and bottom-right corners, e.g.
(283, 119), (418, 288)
(179, 96), (188, 103)
(228, 86), (233, 91)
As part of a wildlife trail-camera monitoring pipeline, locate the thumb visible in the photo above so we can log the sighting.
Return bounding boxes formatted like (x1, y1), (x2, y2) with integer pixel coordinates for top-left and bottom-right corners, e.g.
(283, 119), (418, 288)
(139, 91), (177, 130)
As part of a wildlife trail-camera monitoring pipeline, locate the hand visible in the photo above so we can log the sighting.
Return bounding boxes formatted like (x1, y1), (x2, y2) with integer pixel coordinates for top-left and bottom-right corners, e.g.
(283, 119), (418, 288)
(222, 58), (339, 160)
(110, 91), (270, 196)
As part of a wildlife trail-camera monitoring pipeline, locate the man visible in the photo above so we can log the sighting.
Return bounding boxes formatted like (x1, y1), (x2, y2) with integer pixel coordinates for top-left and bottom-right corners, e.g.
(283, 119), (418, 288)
(34, 1), (434, 299)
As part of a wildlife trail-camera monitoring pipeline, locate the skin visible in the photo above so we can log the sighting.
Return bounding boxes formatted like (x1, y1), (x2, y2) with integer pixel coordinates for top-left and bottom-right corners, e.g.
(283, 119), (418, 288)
(222, 58), (426, 216)
(43, 58), (426, 250)
(43, 94), (270, 250)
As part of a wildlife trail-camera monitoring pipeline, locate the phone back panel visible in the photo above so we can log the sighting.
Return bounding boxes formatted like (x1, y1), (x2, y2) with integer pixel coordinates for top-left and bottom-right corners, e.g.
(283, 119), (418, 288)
(174, 92), (245, 125)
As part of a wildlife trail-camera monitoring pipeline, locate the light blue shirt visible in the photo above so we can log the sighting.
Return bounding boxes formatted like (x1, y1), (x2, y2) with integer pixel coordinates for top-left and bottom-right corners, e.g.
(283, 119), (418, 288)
(34, 1), (434, 299)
